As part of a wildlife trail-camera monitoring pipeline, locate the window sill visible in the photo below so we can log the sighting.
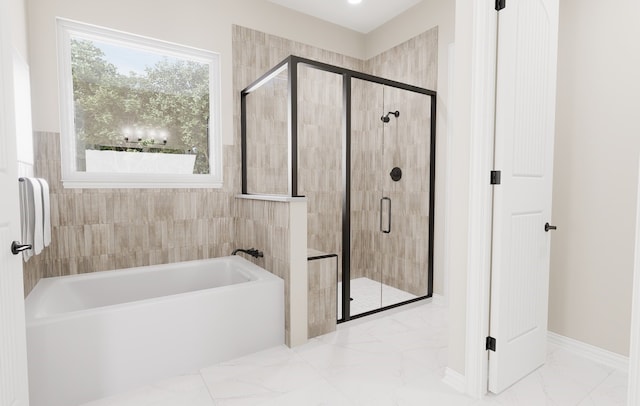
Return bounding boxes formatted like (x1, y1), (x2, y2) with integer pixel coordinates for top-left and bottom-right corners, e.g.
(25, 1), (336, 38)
(235, 194), (306, 203)
(62, 175), (223, 189)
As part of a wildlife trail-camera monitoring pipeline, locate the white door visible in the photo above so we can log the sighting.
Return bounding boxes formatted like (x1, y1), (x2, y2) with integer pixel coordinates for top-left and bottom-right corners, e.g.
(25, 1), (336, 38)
(0, 0), (30, 403)
(488, 0), (559, 394)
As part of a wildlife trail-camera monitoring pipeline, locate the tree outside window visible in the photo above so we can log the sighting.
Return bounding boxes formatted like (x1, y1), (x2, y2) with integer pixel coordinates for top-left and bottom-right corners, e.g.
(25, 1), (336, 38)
(57, 19), (221, 188)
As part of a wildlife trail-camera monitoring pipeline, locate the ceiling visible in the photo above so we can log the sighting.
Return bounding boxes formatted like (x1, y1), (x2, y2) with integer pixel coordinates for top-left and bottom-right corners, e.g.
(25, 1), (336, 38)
(266, 0), (424, 34)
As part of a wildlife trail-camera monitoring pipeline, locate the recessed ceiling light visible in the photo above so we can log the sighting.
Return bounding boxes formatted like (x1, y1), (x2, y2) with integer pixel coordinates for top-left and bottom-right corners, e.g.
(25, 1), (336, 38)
(348, 0), (362, 4)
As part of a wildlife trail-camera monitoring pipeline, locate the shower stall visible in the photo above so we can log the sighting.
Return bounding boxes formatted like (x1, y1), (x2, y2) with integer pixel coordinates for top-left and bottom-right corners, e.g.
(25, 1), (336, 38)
(241, 56), (436, 322)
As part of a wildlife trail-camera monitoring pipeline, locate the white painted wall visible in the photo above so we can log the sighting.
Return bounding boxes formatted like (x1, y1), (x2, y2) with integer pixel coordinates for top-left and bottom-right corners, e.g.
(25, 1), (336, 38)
(26, 0), (366, 144)
(364, 0), (454, 61)
(549, 0), (640, 356)
(446, 0), (474, 375)
(629, 156), (640, 406)
(289, 199), (308, 347)
(8, 0), (29, 59)
(9, 0), (33, 178)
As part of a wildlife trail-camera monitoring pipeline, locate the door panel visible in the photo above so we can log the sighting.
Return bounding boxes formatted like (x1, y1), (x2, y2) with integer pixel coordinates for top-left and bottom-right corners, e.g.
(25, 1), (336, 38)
(349, 77), (384, 317)
(0, 0), (30, 404)
(504, 212), (545, 341)
(489, 0), (559, 393)
(380, 85), (432, 306)
(346, 78), (434, 320)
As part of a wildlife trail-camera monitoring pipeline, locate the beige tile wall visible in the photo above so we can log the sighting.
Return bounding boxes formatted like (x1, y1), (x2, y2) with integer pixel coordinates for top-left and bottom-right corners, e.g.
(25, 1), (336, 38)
(350, 77), (384, 282)
(366, 28), (439, 89)
(307, 250), (337, 338)
(244, 68), (289, 195)
(297, 66), (344, 270)
(23, 131), (238, 295)
(378, 88), (432, 296)
(234, 197), (293, 344)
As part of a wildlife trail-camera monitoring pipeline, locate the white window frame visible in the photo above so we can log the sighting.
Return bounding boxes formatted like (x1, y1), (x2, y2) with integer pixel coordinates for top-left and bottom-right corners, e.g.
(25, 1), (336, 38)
(56, 18), (222, 189)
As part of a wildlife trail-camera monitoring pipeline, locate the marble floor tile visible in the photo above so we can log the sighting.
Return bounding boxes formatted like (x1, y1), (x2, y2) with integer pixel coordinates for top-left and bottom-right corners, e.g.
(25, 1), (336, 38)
(395, 370), (477, 406)
(258, 380), (354, 406)
(577, 370), (629, 405)
(199, 345), (295, 383)
(81, 374), (215, 406)
(202, 353), (324, 404)
(474, 345), (625, 406)
(338, 278), (418, 318)
(81, 302), (629, 406)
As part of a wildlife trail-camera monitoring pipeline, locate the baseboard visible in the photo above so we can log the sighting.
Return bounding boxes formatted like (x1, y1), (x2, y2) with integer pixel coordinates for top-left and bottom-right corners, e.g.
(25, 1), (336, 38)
(548, 331), (629, 371)
(442, 367), (466, 393)
(433, 293), (446, 307)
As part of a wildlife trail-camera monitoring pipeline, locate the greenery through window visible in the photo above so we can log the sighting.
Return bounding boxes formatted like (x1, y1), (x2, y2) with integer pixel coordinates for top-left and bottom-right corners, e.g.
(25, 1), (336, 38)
(57, 19), (221, 188)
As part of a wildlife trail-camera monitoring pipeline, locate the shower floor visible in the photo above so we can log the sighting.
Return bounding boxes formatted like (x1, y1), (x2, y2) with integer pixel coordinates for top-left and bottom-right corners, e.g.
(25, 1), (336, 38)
(337, 277), (417, 318)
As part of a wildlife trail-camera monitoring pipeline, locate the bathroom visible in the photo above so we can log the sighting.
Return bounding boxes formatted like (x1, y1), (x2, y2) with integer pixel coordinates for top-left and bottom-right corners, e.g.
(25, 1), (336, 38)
(5, 0), (453, 403)
(2, 0), (639, 405)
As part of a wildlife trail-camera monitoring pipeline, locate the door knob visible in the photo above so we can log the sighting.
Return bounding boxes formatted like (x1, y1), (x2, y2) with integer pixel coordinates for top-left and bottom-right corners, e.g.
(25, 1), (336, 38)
(544, 223), (557, 232)
(11, 241), (32, 255)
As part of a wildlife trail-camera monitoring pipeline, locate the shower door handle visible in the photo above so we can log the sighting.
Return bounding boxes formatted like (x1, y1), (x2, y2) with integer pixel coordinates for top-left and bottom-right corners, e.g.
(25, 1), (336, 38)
(380, 197), (391, 234)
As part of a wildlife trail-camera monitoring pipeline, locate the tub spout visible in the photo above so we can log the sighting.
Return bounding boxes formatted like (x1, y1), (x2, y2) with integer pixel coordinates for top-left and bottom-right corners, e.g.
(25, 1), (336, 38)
(232, 248), (264, 258)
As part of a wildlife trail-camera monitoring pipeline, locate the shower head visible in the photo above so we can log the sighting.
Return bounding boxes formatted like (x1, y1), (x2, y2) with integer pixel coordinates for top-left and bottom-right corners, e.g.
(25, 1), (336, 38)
(380, 110), (400, 123)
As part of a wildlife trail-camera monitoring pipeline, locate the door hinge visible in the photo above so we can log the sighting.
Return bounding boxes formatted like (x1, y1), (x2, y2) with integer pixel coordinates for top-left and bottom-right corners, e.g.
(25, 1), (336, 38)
(490, 170), (501, 185)
(495, 0), (506, 11)
(486, 336), (497, 352)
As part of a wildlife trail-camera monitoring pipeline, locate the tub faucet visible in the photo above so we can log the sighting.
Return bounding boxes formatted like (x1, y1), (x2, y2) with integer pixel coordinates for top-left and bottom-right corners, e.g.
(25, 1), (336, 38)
(232, 248), (264, 258)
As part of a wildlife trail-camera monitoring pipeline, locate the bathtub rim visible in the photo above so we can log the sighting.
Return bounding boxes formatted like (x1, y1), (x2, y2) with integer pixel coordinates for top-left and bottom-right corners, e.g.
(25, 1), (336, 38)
(25, 255), (282, 326)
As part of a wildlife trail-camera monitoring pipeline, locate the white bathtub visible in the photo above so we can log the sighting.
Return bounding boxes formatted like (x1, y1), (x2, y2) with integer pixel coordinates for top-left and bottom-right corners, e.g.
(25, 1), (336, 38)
(25, 256), (284, 406)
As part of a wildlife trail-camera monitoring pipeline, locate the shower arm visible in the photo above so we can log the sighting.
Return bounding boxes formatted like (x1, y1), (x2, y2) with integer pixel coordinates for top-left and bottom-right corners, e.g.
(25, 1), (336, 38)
(380, 110), (400, 123)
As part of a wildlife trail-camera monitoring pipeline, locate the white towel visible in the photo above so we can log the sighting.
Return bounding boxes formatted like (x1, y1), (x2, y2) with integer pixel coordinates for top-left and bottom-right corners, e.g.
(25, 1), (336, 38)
(36, 178), (51, 247)
(18, 177), (51, 261)
(19, 179), (33, 261)
(27, 178), (43, 255)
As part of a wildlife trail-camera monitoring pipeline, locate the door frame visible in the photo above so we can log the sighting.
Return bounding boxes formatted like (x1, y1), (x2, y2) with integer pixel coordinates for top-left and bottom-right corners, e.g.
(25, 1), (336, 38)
(463, 0), (498, 398)
(462, 3), (640, 402)
(628, 156), (640, 405)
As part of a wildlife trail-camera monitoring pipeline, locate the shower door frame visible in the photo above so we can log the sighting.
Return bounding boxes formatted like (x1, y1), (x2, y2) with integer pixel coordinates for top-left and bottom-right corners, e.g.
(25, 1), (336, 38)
(240, 55), (437, 322)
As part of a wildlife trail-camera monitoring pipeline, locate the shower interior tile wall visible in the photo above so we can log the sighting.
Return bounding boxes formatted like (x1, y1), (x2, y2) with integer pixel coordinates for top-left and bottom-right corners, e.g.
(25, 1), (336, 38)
(351, 86), (433, 296)
(244, 68), (289, 195)
(298, 66), (344, 277)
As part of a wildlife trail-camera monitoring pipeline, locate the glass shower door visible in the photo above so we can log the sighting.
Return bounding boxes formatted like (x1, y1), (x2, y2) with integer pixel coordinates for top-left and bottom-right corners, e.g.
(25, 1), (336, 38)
(378, 85), (432, 308)
(348, 79), (432, 319)
(348, 78), (384, 317)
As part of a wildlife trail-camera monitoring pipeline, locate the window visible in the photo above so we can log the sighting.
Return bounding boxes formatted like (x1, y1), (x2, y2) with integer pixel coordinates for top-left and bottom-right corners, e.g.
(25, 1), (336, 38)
(56, 19), (222, 188)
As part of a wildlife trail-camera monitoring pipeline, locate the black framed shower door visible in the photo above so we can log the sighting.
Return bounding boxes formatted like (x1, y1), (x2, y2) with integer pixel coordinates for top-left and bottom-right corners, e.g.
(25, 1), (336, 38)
(240, 55), (437, 323)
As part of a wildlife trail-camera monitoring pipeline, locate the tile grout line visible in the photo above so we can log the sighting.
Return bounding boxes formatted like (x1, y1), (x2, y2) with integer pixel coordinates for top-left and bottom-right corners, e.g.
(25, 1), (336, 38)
(198, 371), (218, 404)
